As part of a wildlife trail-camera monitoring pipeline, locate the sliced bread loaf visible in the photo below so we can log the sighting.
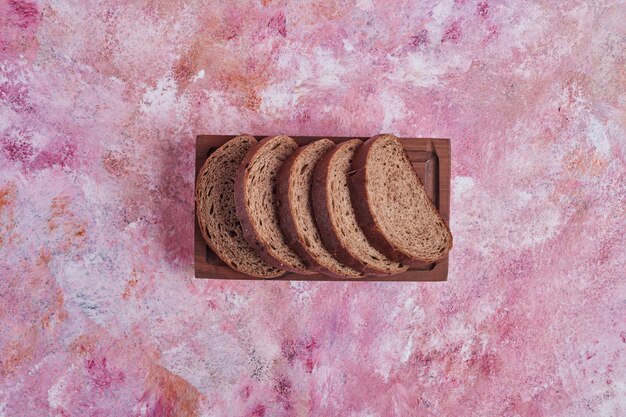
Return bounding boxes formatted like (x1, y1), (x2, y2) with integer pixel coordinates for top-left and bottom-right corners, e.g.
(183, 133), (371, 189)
(349, 134), (453, 263)
(234, 135), (312, 274)
(276, 139), (363, 279)
(312, 139), (408, 275)
(196, 135), (284, 278)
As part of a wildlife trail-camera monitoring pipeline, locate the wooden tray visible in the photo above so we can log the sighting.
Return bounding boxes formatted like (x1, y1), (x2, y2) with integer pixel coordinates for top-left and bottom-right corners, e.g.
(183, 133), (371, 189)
(195, 135), (451, 281)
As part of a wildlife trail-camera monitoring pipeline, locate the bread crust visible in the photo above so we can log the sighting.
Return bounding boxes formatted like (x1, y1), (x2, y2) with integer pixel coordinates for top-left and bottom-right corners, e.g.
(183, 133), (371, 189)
(348, 135), (453, 265)
(234, 136), (314, 274)
(276, 140), (362, 279)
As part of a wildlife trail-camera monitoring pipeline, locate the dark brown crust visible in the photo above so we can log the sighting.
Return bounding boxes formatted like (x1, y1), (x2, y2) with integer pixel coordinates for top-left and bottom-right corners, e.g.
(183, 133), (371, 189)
(276, 141), (361, 279)
(234, 136), (314, 275)
(311, 140), (398, 275)
(348, 135), (453, 265)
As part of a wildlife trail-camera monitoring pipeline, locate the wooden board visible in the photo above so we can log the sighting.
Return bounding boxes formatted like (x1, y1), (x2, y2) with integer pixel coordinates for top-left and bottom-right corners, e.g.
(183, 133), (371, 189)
(195, 135), (451, 281)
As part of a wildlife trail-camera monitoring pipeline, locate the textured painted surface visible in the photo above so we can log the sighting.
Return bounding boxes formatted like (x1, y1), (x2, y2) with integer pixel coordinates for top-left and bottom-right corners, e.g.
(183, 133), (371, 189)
(1, 0), (625, 415)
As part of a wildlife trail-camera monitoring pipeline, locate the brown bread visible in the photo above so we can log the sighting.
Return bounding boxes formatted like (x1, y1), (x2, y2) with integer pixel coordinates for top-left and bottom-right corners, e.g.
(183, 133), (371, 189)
(234, 135), (312, 274)
(312, 139), (408, 275)
(195, 135), (284, 278)
(276, 139), (363, 279)
(349, 134), (453, 264)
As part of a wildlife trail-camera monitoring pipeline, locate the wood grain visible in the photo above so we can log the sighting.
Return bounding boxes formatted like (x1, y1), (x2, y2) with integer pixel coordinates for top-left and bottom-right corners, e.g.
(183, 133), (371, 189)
(195, 135), (451, 281)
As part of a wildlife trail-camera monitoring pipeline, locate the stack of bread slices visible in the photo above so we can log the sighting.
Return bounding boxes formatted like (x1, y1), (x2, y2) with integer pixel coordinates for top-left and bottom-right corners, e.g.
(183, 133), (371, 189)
(195, 134), (452, 279)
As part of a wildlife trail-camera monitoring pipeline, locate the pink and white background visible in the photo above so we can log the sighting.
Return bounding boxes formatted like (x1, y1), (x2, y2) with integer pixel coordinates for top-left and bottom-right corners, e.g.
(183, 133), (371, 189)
(1, 0), (625, 416)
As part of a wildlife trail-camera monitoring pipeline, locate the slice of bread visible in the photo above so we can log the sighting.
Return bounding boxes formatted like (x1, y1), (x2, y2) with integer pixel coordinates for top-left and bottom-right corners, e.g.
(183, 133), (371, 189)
(276, 139), (363, 279)
(234, 135), (313, 274)
(312, 139), (409, 275)
(349, 134), (453, 264)
(195, 135), (284, 278)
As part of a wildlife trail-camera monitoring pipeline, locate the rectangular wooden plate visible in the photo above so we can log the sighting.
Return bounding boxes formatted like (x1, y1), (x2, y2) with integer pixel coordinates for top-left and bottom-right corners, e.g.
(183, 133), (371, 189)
(195, 135), (451, 281)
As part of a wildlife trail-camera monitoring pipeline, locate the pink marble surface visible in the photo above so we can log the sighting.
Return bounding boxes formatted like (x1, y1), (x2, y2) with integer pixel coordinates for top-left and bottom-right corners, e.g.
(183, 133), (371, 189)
(1, 0), (625, 415)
